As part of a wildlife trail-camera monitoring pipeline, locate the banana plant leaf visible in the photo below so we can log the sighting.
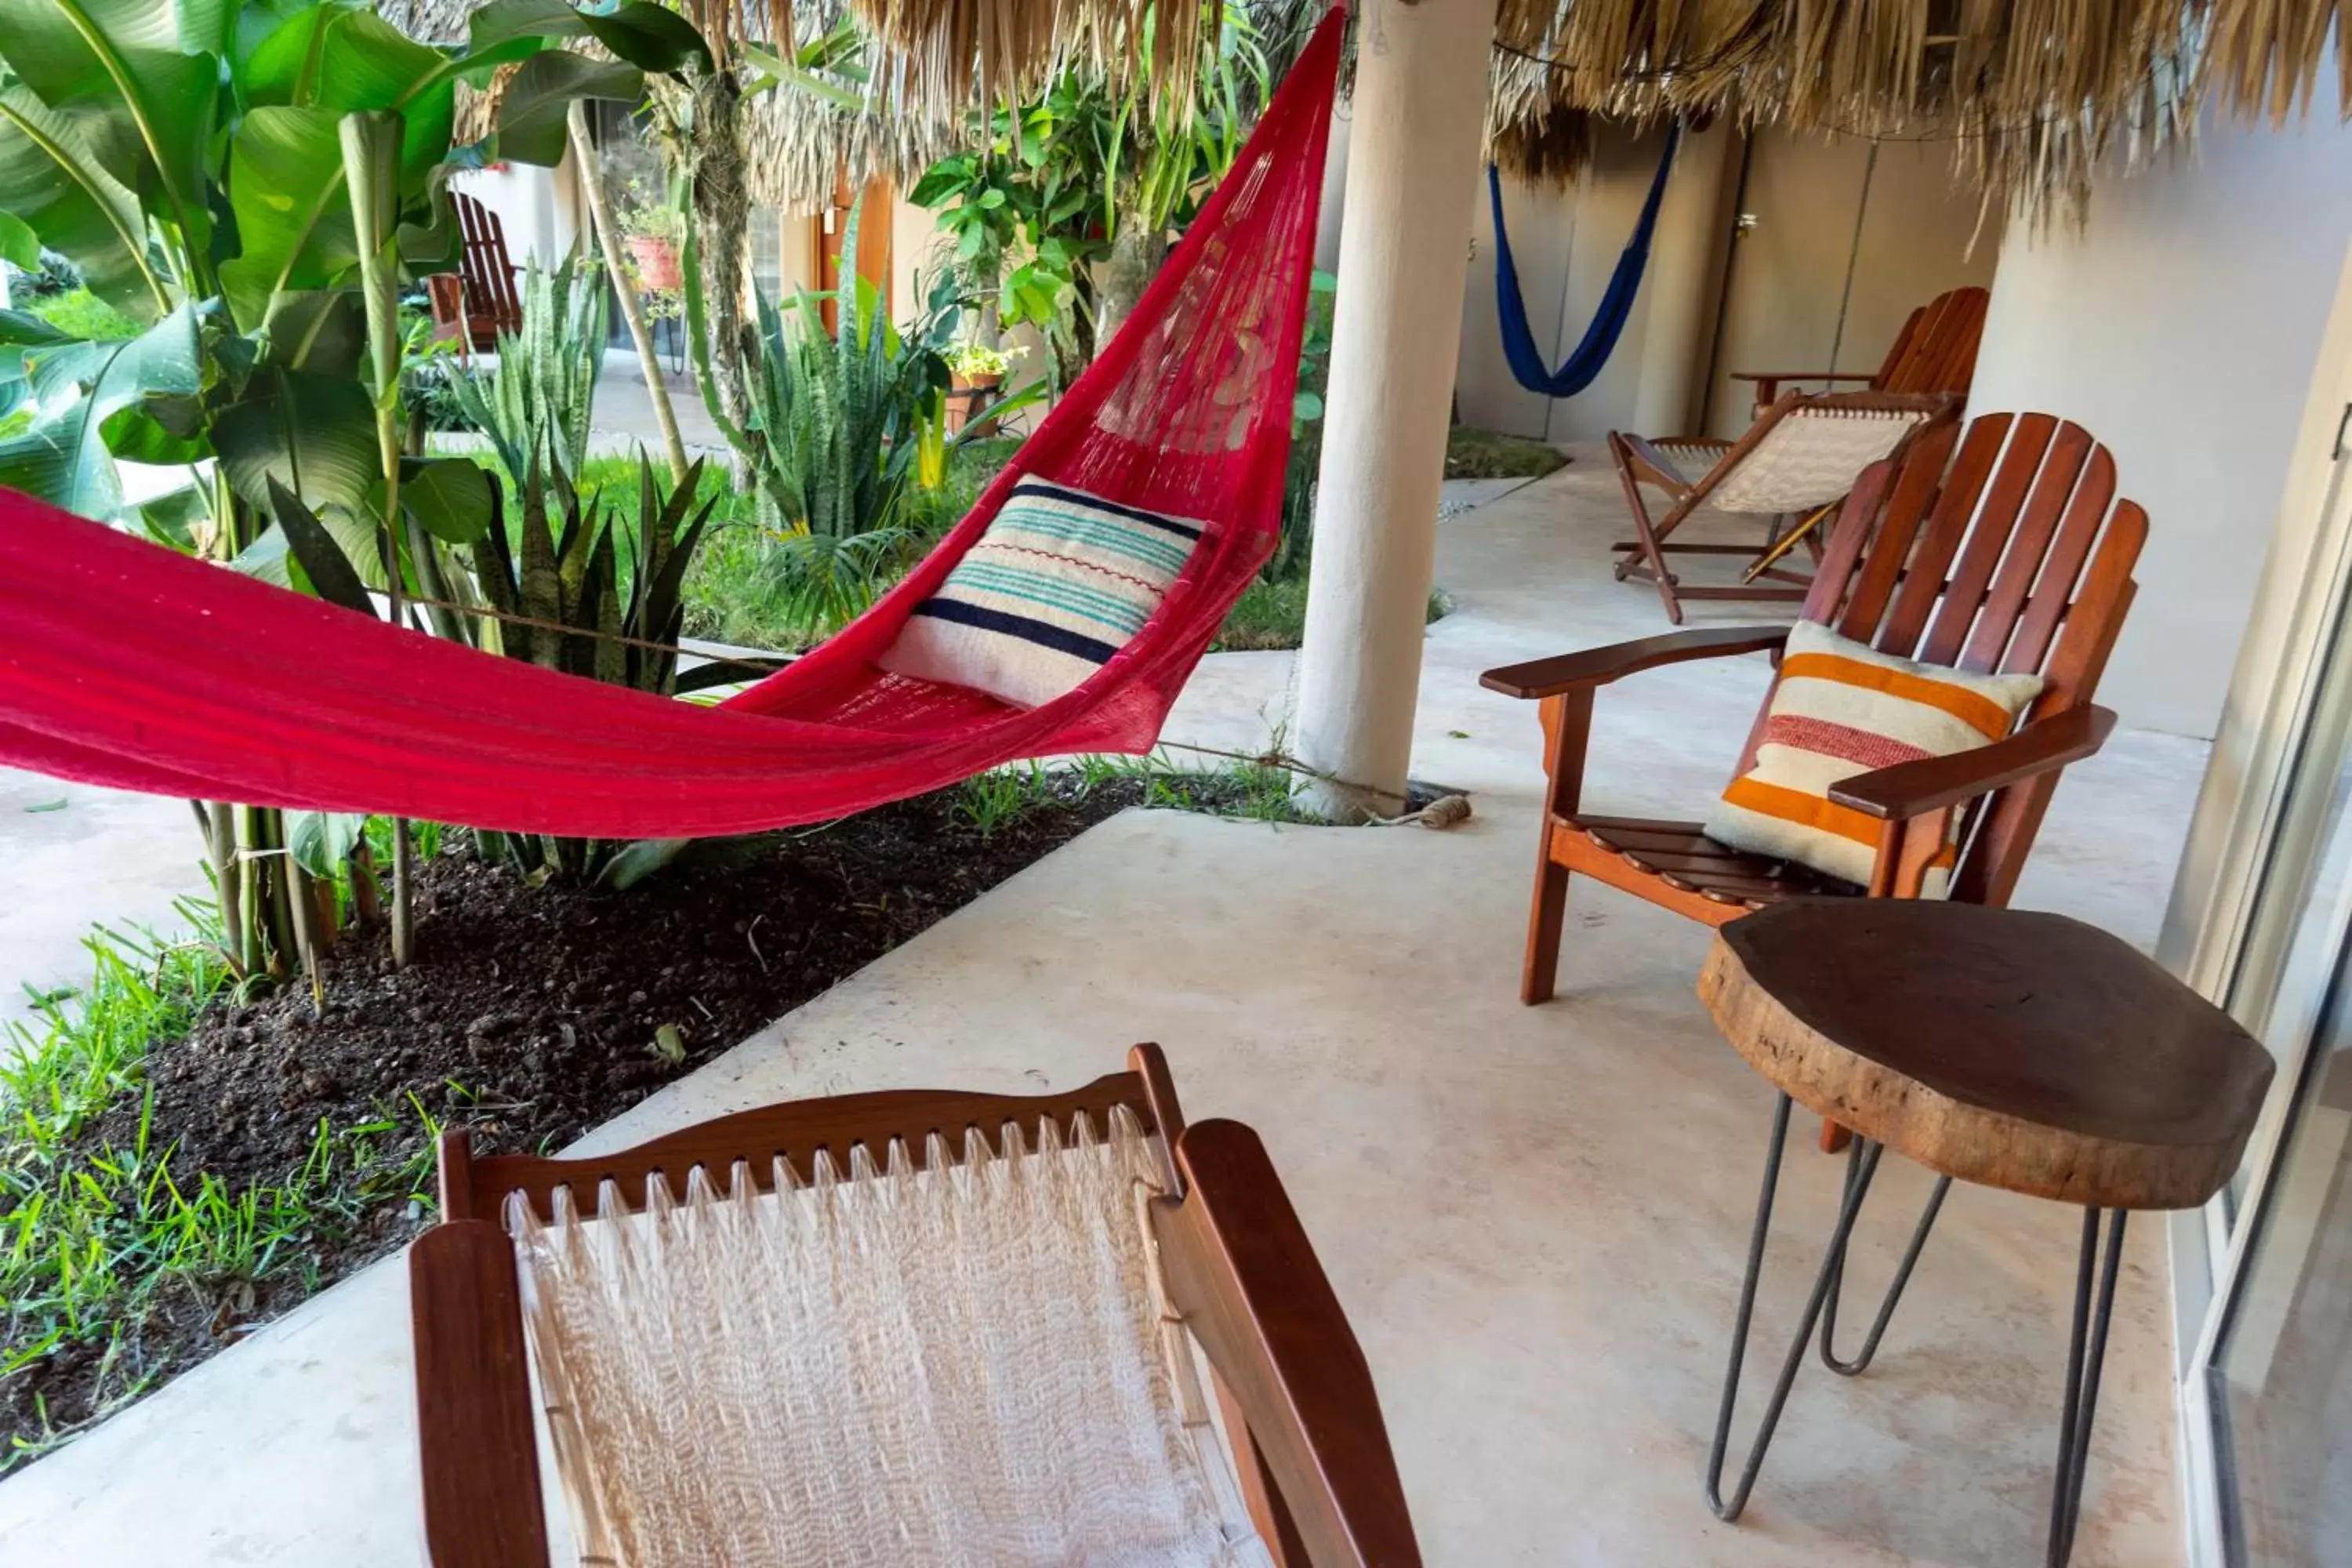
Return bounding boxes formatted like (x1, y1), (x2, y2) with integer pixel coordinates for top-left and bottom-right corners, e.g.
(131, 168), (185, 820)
(0, 304), (198, 517)
(0, 0), (219, 266)
(494, 51), (644, 166)
(212, 366), (379, 515)
(0, 85), (172, 321)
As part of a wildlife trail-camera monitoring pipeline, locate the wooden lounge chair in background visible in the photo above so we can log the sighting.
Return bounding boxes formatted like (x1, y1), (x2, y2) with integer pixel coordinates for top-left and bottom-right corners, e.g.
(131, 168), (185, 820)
(426, 191), (524, 355)
(1609, 391), (1959, 622)
(1487, 410), (2144, 1007)
(1728, 284), (1991, 416)
(1606, 287), (1991, 621)
(411, 1044), (1422, 1567)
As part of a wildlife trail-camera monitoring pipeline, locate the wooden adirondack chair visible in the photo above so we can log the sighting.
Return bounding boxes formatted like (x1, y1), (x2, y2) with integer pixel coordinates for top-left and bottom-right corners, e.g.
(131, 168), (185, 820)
(426, 191), (524, 354)
(1608, 288), (1991, 619)
(1486, 412), (2145, 1012)
(1729, 285), (1991, 414)
(410, 1044), (1421, 1568)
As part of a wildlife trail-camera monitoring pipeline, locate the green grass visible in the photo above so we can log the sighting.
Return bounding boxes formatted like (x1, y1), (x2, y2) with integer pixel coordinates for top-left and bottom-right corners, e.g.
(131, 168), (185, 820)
(1213, 577), (1450, 653)
(952, 752), (1324, 837)
(1446, 425), (1568, 481)
(0, 906), (439, 1468)
(24, 289), (139, 343)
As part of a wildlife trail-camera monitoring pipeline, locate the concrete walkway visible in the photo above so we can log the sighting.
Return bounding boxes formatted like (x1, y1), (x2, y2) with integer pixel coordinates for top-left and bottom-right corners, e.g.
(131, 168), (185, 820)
(0, 453), (2208, 1565)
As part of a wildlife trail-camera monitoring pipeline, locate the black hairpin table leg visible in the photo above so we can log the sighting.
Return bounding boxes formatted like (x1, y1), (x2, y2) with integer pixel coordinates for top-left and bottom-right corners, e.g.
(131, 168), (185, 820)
(2047, 1207), (2128, 1568)
(1704, 1094), (2132, 1568)
(1705, 1092), (1889, 1522)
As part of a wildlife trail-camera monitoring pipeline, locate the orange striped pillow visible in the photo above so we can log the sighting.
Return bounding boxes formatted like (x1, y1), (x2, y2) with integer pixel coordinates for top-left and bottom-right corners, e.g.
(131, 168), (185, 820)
(1703, 621), (2043, 891)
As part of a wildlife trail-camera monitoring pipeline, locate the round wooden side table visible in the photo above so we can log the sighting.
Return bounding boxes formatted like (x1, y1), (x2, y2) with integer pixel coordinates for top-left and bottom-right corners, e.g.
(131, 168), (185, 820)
(1693, 898), (2274, 1567)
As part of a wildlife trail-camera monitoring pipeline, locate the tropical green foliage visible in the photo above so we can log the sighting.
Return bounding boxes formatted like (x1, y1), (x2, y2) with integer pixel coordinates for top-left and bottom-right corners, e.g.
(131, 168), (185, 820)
(903, 2), (1278, 377)
(0, 0), (705, 978)
(444, 258), (612, 485)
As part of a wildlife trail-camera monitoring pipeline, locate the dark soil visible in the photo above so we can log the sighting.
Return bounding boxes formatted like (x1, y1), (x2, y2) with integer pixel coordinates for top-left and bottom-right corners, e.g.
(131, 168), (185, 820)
(12, 779), (1199, 1458)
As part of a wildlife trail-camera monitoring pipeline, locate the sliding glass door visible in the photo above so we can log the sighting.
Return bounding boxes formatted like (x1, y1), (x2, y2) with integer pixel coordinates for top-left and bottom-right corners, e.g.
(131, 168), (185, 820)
(2167, 250), (2352, 1567)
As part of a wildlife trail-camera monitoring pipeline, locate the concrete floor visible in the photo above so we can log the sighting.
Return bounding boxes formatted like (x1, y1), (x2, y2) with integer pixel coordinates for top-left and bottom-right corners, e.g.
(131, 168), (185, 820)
(0, 452), (2211, 1564)
(0, 769), (209, 1031)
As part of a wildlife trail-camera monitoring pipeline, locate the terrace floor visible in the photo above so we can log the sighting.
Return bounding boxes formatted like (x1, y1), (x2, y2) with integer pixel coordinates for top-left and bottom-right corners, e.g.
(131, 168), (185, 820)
(0, 452), (2212, 1565)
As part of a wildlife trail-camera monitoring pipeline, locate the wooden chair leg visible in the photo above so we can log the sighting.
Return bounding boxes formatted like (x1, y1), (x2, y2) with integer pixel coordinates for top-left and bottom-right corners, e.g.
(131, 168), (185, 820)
(1522, 689), (1591, 1007)
(1523, 851), (1570, 1006)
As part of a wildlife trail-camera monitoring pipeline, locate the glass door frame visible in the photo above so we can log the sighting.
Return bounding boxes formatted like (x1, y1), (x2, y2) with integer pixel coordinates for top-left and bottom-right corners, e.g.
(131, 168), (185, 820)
(2157, 243), (2352, 1568)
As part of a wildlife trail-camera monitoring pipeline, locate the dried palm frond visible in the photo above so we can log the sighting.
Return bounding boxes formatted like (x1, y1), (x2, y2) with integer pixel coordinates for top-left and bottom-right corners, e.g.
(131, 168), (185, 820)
(1490, 107), (1598, 188)
(453, 62), (525, 147)
(2206, 0), (2352, 124)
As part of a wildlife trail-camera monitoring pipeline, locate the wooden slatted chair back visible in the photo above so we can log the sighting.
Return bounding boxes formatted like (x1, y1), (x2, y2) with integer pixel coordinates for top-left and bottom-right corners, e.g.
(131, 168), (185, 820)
(452, 191), (523, 343)
(1737, 412), (2147, 906)
(1873, 285), (1989, 398)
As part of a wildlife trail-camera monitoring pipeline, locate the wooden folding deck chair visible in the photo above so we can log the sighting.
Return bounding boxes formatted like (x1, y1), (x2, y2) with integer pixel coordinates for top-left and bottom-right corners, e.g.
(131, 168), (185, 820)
(427, 191), (524, 354)
(1609, 391), (1958, 622)
(410, 1044), (1421, 1567)
(1488, 408), (2143, 1020)
(1607, 286), (1990, 622)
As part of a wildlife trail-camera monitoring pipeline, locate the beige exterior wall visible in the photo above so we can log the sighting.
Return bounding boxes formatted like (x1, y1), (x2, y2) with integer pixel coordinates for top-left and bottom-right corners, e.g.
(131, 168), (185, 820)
(1967, 77), (2352, 740)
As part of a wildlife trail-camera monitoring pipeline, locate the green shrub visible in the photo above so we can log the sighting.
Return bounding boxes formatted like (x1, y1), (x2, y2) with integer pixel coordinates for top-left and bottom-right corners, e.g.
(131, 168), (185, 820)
(24, 289), (138, 342)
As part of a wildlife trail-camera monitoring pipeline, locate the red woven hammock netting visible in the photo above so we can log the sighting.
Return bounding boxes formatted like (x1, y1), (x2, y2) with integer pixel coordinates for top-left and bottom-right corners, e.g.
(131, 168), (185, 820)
(0, 16), (1342, 840)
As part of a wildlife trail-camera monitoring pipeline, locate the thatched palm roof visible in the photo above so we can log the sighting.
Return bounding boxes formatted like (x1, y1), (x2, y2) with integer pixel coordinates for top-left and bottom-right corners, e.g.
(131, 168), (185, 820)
(1486, 0), (2347, 226)
(385, 0), (2348, 221)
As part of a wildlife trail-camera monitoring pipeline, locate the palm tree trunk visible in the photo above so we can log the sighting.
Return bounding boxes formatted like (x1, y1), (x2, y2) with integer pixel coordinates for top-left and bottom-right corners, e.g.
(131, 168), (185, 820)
(691, 70), (754, 437)
(570, 102), (691, 485)
(1095, 221), (1166, 348)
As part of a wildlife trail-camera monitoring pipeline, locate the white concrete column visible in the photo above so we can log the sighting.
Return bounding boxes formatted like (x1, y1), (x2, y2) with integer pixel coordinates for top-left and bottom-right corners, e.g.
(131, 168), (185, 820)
(1312, 104), (1351, 272)
(1631, 121), (1738, 437)
(1292, 0), (1498, 821)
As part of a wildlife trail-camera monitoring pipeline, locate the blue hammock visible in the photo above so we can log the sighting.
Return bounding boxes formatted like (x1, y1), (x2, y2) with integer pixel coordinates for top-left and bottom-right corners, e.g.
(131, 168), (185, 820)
(1490, 123), (1682, 398)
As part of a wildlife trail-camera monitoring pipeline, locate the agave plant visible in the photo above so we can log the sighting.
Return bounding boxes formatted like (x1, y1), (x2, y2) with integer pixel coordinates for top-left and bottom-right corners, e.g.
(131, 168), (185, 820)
(466, 445), (725, 883)
(445, 256), (612, 487)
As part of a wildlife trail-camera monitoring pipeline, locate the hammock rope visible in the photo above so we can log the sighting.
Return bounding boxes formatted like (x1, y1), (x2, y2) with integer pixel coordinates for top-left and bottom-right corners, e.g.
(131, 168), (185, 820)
(1490, 122), (1681, 399)
(0, 15), (1346, 842)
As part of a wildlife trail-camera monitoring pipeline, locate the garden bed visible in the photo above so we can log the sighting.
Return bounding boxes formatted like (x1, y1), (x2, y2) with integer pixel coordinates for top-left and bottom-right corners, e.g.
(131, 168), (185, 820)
(2, 769), (1292, 1468)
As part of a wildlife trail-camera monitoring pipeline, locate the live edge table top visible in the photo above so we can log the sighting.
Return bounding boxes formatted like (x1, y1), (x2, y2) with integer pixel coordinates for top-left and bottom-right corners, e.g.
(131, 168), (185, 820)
(1697, 898), (2274, 1210)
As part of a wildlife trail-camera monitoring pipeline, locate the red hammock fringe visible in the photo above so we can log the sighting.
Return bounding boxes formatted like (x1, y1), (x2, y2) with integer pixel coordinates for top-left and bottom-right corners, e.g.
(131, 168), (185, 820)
(0, 16), (1342, 840)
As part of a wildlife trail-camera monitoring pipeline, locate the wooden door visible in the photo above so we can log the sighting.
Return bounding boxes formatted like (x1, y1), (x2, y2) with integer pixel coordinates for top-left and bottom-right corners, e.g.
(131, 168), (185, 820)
(816, 172), (894, 334)
(1703, 131), (1997, 437)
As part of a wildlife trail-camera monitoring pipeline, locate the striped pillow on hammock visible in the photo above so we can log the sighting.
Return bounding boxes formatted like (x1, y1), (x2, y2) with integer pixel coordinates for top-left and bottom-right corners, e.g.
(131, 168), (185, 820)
(880, 478), (1207, 708)
(1703, 621), (2043, 892)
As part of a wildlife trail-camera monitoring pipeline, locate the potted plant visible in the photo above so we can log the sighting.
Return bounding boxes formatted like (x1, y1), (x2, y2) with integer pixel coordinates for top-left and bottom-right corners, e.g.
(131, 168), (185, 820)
(619, 201), (687, 295)
(942, 340), (1021, 437)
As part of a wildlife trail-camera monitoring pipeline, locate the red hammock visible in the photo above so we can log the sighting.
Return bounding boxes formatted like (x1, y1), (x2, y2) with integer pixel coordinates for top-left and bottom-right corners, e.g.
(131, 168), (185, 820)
(0, 17), (1341, 841)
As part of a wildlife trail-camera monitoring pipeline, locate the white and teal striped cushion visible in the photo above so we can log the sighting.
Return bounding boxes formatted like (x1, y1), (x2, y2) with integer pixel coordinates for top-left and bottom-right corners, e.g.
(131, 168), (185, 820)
(880, 478), (1207, 707)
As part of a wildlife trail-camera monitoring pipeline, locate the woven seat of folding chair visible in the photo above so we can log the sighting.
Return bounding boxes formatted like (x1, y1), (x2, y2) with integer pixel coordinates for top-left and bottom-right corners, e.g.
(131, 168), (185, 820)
(1707, 406), (1935, 515)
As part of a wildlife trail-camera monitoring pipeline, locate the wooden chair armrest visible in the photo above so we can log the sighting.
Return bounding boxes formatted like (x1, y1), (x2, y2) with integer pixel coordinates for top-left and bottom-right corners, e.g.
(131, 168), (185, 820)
(1480, 626), (1790, 699)
(412, 1221), (551, 1568)
(1829, 705), (2117, 822)
(1613, 431), (1726, 490)
(1154, 1120), (1422, 1568)
(1730, 370), (1875, 408)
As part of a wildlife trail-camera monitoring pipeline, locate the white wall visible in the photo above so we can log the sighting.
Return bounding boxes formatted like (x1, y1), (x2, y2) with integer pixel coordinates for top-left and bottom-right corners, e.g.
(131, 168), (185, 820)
(455, 152), (585, 270)
(1967, 75), (2352, 739)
